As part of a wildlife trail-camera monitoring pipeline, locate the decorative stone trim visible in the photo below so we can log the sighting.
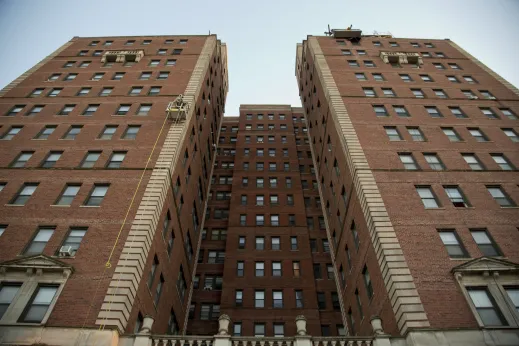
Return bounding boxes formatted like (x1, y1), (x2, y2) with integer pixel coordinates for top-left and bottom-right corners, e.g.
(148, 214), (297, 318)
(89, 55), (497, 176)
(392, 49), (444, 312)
(306, 36), (430, 335)
(379, 52), (423, 65)
(101, 50), (145, 63)
(95, 36), (217, 333)
(447, 40), (519, 97)
(0, 38), (77, 97)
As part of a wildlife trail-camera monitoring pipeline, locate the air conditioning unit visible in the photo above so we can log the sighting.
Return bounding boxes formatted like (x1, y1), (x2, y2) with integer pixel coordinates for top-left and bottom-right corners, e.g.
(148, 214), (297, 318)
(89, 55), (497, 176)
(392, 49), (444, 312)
(59, 246), (74, 257)
(469, 96), (478, 100)
(203, 286), (213, 291)
(488, 96), (496, 100)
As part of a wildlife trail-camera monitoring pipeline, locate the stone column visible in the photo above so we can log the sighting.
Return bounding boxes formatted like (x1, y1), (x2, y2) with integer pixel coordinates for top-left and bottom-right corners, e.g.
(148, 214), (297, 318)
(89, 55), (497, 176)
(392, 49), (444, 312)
(370, 316), (391, 346)
(294, 316), (312, 346)
(214, 315), (232, 346)
(133, 316), (153, 346)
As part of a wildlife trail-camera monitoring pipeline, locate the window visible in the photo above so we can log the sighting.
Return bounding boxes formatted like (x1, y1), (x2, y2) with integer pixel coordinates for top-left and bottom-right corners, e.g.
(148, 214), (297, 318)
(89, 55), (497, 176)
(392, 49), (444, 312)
(19, 285), (59, 323)
(34, 125), (56, 140)
(62, 125), (82, 140)
(350, 221), (360, 250)
(6, 105), (25, 116)
(29, 88), (44, 97)
(166, 59), (177, 66)
(254, 323), (265, 337)
(136, 104), (151, 115)
(442, 128), (462, 142)
(407, 127), (425, 141)
(2, 126), (22, 140)
(291, 236), (298, 250)
(399, 153), (419, 170)
(444, 186), (470, 208)
(362, 265), (374, 299)
(271, 214), (279, 226)
(505, 288), (519, 314)
(84, 184), (109, 206)
(47, 88), (62, 97)
(327, 264), (334, 280)
(290, 289), (303, 309)
(255, 290), (265, 307)
(27, 105), (44, 115)
(487, 186), (515, 207)
(0, 283), (21, 319)
(80, 151), (101, 168)
(469, 128), (488, 142)
(77, 88), (91, 96)
(363, 87), (376, 97)
(24, 227), (54, 255)
(157, 71), (169, 80)
(433, 63), (445, 70)
(11, 151), (33, 168)
(444, 76), (459, 84)
(420, 74), (433, 82)
(425, 106), (442, 118)
(240, 215), (246, 226)
(273, 291), (283, 308)
(373, 73), (385, 81)
(123, 125), (140, 140)
(447, 106), (467, 119)
(400, 74), (412, 82)
(148, 86), (161, 95)
(107, 152), (126, 168)
(471, 229), (502, 257)
(172, 49), (183, 55)
(41, 151), (62, 168)
(255, 237), (265, 250)
(491, 154), (514, 170)
(364, 60), (376, 67)
(384, 126), (402, 141)
(467, 288), (506, 326)
(437, 229), (468, 259)
(393, 105), (409, 117)
(503, 128), (519, 142)
(237, 261), (244, 276)
(79, 104), (98, 116)
(55, 184), (80, 205)
(464, 76), (477, 84)
(110, 72), (125, 81)
(416, 186), (440, 208)
(424, 153), (445, 170)
(355, 73), (367, 81)
(79, 61), (90, 68)
(373, 105), (387, 116)
(200, 304), (219, 320)
(317, 292), (326, 309)
(314, 264), (322, 279)
(232, 289), (243, 308)
(499, 108), (518, 120)
(478, 107), (498, 120)
(461, 153), (484, 171)
(412, 89), (425, 98)
(434, 89), (448, 99)
(89, 73), (104, 81)
(342, 49), (352, 55)
(273, 323), (284, 337)
(288, 214), (295, 226)
(149, 60), (160, 67)
(348, 60), (359, 67)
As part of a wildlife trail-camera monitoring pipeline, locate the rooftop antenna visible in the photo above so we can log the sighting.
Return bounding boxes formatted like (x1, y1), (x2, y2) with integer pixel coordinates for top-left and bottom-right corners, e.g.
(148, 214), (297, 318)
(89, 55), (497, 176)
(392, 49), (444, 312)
(324, 24), (333, 36)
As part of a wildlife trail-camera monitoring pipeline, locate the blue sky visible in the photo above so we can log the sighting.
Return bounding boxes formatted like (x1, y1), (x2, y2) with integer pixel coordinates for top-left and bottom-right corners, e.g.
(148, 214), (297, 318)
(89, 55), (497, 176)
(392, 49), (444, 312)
(0, 0), (518, 115)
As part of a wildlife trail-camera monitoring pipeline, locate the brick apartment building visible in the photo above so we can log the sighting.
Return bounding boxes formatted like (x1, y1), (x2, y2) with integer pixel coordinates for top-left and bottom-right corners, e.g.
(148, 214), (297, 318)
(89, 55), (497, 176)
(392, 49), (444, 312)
(296, 28), (519, 342)
(0, 27), (519, 346)
(187, 105), (342, 337)
(0, 34), (229, 342)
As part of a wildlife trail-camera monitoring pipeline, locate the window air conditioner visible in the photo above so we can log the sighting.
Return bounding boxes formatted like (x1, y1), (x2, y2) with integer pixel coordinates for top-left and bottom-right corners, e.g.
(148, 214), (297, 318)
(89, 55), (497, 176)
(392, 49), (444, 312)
(203, 286), (213, 291)
(59, 246), (74, 257)
(469, 96), (478, 100)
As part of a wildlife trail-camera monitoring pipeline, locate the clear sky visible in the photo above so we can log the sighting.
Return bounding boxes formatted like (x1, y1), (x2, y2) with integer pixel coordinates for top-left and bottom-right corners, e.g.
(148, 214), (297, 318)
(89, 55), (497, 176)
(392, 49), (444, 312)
(0, 0), (518, 115)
